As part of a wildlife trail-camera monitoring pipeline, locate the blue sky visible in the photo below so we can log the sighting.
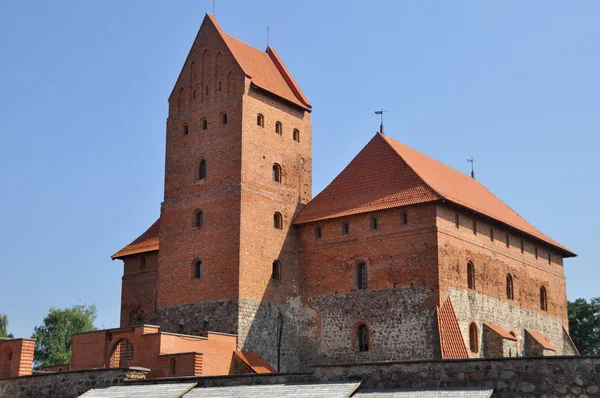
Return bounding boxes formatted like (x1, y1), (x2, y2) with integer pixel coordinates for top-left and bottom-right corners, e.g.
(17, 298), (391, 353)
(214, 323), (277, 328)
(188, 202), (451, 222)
(0, 1), (598, 338)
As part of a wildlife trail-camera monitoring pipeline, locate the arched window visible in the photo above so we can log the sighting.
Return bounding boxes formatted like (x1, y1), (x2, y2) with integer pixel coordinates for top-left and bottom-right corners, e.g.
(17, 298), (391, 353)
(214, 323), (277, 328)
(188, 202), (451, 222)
(195, 210), (204, 228)
(275, 121), (282, 135)
(272, 260), (281, 281)
(273, 212), (283, 229)
(202, 118), (208, 130)
(198, 159), (207, 180)
(540, 286), (548, 311)
(140, 255), (146, 269)
(357, 324), (369, 352)
(467, 261), (475, 290)
(506, 274), (514, 300)
(194, 261), (203, 279)
(342, 221), (349, 235)
(183, 124), (189, 135)
(469, 323), (479, 353)
(357, 262), (367, 290)
(221, 113), (228, 124)
(257, 114), (264, 127)
(169, 358), (176, 376)
(272, 164), (282, 183)
(293, 129), (300, 142)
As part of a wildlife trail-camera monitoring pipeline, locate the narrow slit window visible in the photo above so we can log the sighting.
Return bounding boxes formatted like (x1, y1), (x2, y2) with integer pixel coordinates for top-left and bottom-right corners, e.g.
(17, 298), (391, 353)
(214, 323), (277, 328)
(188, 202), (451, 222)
(547, 251), (551, 265)
(272, 261), (281, 281)
(221, 113), (228, 124)
(357, 324), (369, 352)
(257, 114), (264, 127)
(183, 124), (189, 135)
(401, 210), (408, 226)
(194, 261), (203, 279)
(469, 323), (479, 353)
(198, 159), (207, 180)
(293, 129), (300, 142)
(357, 262), (367, 290)
(274, 212), (283, 229)
(472, 220), (477, 235)
(520, 240), (524, 254)
(540, 286), (548, 311)
(506, 274), (514, 300)
(272, 164), (282, 183)
(370, 217), (378, 231)
(218, 81), (222, 91)
(342, 221), (349, 235)
(505, 233), (510, 248)
(202, 118), (208, 130)
(490, 228), (494, 242)
(455, 213), (460, 229)
(535, 247), (538, 259)
(195, 210), (204, 228)
(275, 121), (283, 135)
(140, 256), (146, 269)
(467, 261), (475, 290)
(315, 226), (322, 240)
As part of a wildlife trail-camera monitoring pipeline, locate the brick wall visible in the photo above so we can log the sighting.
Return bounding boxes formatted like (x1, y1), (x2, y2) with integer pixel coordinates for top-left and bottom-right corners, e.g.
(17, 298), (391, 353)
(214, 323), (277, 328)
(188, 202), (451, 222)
(436, 204), (572, 356)
(120, 251), (158, 326)
(0, 338), (34, 378)
(296, 204), (441, 366)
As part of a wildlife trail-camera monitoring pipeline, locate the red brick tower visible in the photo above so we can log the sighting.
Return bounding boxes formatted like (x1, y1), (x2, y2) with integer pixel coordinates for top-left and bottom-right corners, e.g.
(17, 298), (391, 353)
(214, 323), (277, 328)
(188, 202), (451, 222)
(154, 14), (311, 371)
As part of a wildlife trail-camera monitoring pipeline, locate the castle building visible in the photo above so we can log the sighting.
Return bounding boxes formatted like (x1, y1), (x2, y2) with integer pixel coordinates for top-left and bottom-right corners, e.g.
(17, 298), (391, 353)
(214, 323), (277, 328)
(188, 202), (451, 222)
(112, 14), (578, 372)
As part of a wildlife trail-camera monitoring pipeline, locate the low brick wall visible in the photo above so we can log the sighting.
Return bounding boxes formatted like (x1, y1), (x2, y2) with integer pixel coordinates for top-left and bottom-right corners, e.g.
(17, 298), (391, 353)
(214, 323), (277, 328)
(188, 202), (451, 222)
(0, 367), (148, 398)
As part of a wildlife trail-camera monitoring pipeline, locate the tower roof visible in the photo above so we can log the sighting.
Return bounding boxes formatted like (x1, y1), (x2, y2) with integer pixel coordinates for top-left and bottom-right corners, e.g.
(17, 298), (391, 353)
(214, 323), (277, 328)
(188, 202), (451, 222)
(171, 14), (311, 111)
(294, 133), (575, 257)
(112, 219), (160, 259)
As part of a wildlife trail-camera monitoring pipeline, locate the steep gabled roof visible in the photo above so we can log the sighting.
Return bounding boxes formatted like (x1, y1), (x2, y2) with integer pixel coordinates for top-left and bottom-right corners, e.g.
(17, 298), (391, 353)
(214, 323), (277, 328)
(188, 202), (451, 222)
(294, 133), (575, 257)
(484, 323), (517, 341)
(112, 219), (160, 259)
(171, 14), (310, 111)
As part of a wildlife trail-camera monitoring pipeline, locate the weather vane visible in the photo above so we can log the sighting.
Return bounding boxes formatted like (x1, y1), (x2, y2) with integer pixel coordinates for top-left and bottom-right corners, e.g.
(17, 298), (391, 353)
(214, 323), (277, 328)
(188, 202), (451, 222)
(467, 157), (475, 179)
(374, 109), (387, 134)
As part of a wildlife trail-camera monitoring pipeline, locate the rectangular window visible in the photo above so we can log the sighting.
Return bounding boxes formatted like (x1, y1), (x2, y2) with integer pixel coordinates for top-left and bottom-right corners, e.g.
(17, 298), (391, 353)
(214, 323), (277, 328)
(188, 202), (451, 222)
(315, 226), (322, 240)
(370, 217), (378, 231)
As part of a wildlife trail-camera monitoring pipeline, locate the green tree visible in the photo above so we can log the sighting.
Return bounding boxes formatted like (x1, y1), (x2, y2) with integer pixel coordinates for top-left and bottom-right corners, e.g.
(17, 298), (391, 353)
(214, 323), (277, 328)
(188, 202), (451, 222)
(32, 304), (97, 366)
(568, 297), (600, 355)
(0, 313), (14, 338)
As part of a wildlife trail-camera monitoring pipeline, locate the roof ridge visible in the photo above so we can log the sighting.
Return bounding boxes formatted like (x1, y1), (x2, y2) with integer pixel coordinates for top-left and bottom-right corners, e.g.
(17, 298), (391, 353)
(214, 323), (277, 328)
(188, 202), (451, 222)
(223, 32), (267, 55)
(380, 134), (574, 255)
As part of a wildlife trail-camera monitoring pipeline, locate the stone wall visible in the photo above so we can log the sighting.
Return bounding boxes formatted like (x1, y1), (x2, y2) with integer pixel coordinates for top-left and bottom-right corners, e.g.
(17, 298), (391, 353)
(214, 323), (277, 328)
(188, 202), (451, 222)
(0, 368), (147, 398)
(154, 298), (239, 336)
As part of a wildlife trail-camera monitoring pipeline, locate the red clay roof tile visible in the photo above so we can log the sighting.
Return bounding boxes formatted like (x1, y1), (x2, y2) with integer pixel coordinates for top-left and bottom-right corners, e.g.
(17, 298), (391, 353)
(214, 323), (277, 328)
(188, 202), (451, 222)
(111, 219), (160, 259)
(484, 323), (517, 341)
(207, 15), (310, 110)
(437, 298), (469, 359)
(525, 328), (556, 351)
(294, 133), (575, 257)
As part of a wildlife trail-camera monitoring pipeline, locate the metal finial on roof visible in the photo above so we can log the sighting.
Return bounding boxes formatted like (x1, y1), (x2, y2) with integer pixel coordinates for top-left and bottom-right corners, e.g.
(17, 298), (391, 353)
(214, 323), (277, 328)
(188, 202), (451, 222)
(467, 157), (476, 179)
(212, 0), (216, 16)
(374, 109), (387, 134)
(267, 26), (270, 48)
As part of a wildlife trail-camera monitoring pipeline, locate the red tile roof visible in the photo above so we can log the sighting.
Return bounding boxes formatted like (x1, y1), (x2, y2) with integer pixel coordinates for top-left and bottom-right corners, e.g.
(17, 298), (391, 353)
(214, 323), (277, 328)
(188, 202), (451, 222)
(525, 328), (556, 351)
(112, 219), (160, 259)
(437, 298), (469, 359)
(208, 15), (311, 110)
(294, 133), (575, 257)
(484, 323), (517, 341)
(234, 351), (275, 374)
